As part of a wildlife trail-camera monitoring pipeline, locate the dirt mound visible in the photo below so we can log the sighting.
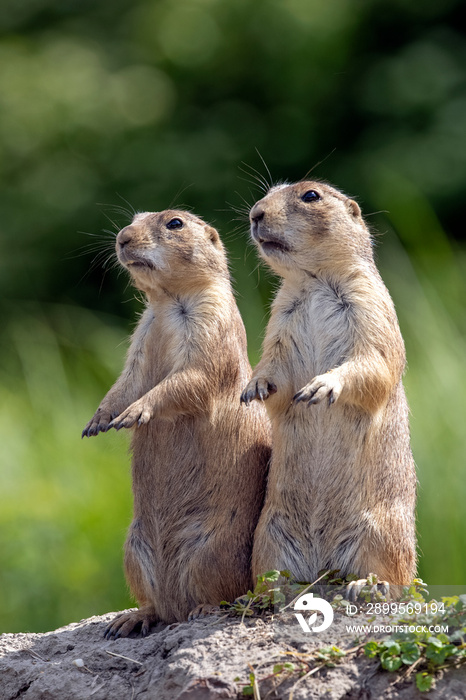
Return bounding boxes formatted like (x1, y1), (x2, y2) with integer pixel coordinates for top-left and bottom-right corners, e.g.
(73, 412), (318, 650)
(1, 610), (465, 699)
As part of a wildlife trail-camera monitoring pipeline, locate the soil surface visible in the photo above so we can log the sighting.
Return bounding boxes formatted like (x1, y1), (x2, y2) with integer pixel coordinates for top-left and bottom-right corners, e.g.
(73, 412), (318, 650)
(1, 609), (465, 699)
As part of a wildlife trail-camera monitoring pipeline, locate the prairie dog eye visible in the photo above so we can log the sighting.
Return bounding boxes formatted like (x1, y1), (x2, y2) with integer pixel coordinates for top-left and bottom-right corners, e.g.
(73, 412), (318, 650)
(301, 190), (321, 203)
(166, 218), (183, 230)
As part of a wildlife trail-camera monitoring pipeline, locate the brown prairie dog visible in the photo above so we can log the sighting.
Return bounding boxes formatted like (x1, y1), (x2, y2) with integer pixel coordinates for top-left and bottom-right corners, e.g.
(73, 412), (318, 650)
(241, 181), (417, 587)
(83, 209), (271, 637)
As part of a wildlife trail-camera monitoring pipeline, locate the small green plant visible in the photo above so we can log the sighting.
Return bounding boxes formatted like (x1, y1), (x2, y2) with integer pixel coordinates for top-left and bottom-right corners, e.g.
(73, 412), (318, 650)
(222, 568), (362, 622)
(363, 594), (466, 692)
(399, 578), (430, 602)
(221, 570), (290, 621)
(235, 585), (466, 696)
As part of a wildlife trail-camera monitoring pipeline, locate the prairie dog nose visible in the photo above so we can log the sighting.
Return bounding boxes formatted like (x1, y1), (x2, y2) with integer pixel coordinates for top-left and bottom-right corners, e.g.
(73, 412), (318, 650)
(250, 205), (265, 224)
(117, 226), (134, 249)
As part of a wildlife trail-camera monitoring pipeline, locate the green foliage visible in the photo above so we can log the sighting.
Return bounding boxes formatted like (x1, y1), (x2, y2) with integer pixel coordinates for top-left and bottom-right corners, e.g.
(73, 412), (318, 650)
(400, 642), (421, 665)
(235, 589), (466, 695)
(400, 579), (430, 602)
(222, 568), (360, 620)
(221, 570), (290, 620)
(0, 305), (134, 632)
(272, 662), (296, 674)
(315, 646), (346, 668)
(416, 673), (434, 692)
(363, 595), (466, 692)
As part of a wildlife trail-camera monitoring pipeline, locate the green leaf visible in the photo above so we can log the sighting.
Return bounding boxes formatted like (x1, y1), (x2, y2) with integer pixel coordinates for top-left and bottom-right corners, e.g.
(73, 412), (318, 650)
(400, 642), (421, 665)
(330, 646), (346, 658)
(364, 641), (380, 658)
(427, 636), (443, 648)
(263, 570), (280, 581)
(382, 641), (401, 655)
(436, 633), (449, 644)
(272, 664), (283, 674)
(425, 643), (457, 665)
(346, 573), (359, 582)
(442, 644), (457, 657)
(242, 687), (254, 696)
(416, 673), (434, 692)
(380, 653), (402, 672)
(441, 596), (459, 607)
(283, 662), (295, 670)
(319, 646), (333, 654)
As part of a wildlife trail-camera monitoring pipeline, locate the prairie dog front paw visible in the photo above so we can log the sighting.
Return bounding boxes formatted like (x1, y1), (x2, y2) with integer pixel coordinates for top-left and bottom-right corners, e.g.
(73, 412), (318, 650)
(109, 398), (154, 430)
(240, 377), (277, 406)
(82, 407), (118, 438)
(293, 373), (342, 407)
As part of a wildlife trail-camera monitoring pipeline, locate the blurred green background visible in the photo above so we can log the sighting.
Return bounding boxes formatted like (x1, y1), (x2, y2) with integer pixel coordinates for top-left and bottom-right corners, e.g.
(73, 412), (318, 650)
(1, 0), (465, 633)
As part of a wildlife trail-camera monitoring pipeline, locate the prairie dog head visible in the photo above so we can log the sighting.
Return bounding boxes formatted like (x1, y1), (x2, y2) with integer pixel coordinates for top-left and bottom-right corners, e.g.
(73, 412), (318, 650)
(115, 209), (228, 293)
(249, 181), (371, 278)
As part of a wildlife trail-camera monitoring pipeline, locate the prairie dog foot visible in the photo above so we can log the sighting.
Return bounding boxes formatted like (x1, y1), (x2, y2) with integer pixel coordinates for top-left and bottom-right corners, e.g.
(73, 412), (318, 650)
(82, 408), (119, 438)
(293, 373), (342, 407)
(188, 604), (221, 621)
(241, 377), (277, 405)
(104, 606), (159, 639)
(346, 575), (390, 603)
(109, 398), (154, 430)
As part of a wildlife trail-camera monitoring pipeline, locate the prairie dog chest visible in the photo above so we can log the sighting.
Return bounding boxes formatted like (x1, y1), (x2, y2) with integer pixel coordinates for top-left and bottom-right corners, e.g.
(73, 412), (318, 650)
(140, 298), (197, 382)
(270, 279), (354, 380)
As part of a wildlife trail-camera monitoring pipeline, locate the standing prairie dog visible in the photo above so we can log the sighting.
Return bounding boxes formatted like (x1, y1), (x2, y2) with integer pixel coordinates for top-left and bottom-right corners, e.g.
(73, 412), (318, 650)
(241, 180), (417, 587)
(83, 209), (271, 637)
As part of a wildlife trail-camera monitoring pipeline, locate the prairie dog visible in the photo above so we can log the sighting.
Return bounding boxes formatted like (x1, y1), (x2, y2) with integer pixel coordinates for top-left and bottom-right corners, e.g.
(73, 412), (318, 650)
(241, 181), (416, 586)
(83, 209), (271, 637)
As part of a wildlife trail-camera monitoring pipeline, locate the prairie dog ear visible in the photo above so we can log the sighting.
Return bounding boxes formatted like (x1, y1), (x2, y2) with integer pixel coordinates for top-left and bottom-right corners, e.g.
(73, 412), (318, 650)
(346, 199), (361, 219)
(206, 225), (220, 245)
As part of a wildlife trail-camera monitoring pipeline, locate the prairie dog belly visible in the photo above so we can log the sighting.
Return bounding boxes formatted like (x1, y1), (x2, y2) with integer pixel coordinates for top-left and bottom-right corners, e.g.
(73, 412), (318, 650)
(266, 282), (354, 411)
(269, 402), (370, 496)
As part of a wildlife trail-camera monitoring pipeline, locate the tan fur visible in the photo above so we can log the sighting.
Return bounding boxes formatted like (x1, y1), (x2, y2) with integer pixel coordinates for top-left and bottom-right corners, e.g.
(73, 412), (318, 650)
(83, 209), (271, 636)
(241, 181), (417, 586)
